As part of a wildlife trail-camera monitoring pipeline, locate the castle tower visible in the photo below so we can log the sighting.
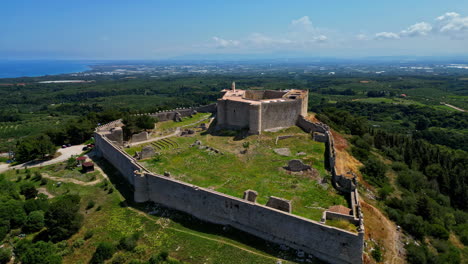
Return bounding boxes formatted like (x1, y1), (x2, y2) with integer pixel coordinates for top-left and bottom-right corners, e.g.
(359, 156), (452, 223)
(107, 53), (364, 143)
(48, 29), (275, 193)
(232, 81), (236, 92)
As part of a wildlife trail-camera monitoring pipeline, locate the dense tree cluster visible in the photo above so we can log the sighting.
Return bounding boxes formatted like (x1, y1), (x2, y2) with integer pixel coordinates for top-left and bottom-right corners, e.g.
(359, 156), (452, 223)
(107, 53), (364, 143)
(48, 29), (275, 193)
(122, 115), (157, 140)
(317, 106), (467, 263)
(0, 174), (83, 264)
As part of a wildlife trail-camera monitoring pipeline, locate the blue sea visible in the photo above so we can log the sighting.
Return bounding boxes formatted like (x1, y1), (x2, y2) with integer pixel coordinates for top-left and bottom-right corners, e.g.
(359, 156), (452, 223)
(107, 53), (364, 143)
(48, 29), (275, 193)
(0, 60), (92, 78)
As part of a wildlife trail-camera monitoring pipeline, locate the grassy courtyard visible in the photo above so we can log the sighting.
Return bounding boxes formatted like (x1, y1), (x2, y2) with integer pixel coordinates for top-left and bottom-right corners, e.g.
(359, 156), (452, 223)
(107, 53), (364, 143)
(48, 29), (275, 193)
(132, 126), (347, 221)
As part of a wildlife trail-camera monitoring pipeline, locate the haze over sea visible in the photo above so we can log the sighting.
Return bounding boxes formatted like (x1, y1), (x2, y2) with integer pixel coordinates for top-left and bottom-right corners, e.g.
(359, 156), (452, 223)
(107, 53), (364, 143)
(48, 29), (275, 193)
(0, 60), (91, 78)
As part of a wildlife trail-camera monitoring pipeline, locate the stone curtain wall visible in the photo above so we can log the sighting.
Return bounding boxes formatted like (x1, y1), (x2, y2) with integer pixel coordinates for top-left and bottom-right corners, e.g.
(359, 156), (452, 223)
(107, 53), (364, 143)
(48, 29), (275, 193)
(94, 111), (364, 264)
(144, 104), (217, 122)
(296, 115), (365, 233)
(140, 173), (364, 264)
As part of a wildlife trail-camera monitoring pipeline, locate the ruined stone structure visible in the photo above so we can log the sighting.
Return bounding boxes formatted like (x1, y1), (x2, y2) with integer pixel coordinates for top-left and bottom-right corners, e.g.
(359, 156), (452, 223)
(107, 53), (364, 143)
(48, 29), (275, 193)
(131, 131), (149, 143)
(217, 82), (308, 134)
(94, 105), (364, 264)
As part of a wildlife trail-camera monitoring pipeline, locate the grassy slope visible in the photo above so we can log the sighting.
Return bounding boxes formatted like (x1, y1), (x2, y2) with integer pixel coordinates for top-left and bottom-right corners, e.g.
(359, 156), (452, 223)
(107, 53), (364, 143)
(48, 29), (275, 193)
(2, 160), (303, 264)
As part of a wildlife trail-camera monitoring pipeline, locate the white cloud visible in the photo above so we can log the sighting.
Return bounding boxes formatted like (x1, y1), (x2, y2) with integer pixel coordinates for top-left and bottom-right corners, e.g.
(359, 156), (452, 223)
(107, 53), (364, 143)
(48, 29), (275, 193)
(291, 16), (313, 27)
(356, 34), (369, 40)
(435, 12), (468, 36)
(212, 36), (240, 48)
(375, 32), (400, 40)
(314, 35), (328, 42)
(400, 22), (432, 37)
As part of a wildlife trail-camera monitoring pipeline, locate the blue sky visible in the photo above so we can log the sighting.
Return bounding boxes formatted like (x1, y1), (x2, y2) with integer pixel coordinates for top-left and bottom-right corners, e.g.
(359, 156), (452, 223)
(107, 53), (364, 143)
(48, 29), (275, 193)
(2, 0), (468, 59)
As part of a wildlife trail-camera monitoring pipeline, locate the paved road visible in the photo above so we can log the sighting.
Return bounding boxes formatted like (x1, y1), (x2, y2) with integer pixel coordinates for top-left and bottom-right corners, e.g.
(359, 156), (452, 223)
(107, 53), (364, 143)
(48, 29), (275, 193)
(0, 145), (85, 173)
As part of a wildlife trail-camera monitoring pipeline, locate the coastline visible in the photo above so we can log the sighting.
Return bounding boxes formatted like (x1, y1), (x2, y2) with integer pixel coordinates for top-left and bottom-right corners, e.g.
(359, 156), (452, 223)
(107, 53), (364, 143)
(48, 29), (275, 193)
(0, 60), (93, 79)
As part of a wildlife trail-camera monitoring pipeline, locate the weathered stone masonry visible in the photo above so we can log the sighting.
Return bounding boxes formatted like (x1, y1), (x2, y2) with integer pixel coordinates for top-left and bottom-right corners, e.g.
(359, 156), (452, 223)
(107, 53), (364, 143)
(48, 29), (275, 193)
(95, 107), (364, 264)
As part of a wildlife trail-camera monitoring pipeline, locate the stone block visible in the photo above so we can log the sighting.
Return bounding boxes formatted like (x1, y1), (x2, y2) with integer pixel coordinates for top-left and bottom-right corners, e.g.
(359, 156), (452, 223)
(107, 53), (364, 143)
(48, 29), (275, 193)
(243, 189), (258, 202)
(131, 131), (149, 143)
(266, 196), (292, 213)
(286, 159), (311, 172)
(140, 145), (155, 159)
(313, 132), (328, 142)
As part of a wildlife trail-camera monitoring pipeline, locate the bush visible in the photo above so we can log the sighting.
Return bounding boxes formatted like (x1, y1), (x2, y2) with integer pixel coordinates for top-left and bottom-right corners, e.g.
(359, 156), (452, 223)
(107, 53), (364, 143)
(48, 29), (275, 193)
(96, 205), (102, 211)
(15, 240), (62, 264)
(405, 243), (427, 264)
(118, 233), (140, 251)
(149, 251), (169, 264)
(32, 171), (42, 181)
(40, 178), (48, 186)
(20, 182), (38, 200)
(0, 247), (11, 264)
(23, 210), (45, 233)
(45, 194), (83, 242)
(90, 242), (115, 264)
(429, 224), (449, 240)
(371, 245), (383, 262)
(84, 229), (94, 240)
(361, 157), (387, 187)
(72, 239), (85, 248)
(86, 200), (95, 210)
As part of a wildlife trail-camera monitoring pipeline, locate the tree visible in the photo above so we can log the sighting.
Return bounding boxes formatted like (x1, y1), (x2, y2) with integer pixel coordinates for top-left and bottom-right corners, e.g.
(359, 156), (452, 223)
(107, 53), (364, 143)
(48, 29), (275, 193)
(136, 115), (156, 130)
(45, 194), (83, 241)
(15, 240), (61, 264)
(23, 210), (45, 233)
(23, 194), (49, 214)
(20, 182), (38, 200)
(0, 200), (26, 228)
(361, 157), (387, 187)
(15, 134), (56, 162)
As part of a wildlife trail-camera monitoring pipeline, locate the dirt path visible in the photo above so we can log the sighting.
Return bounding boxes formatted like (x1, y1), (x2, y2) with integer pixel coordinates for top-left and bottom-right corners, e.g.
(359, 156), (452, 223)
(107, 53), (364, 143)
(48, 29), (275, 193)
(441, 103), (466, 112)
(361, 200), (405, 264)
(130, 128), (181, 146)
(37, 187), (55, 198)
(127, 207), (283, 262)
(42, 173), (102, 186)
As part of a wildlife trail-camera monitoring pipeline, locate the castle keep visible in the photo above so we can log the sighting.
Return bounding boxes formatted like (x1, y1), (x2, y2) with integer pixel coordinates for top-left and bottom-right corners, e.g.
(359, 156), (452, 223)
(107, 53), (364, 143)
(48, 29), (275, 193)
(217, 82), (309, 134)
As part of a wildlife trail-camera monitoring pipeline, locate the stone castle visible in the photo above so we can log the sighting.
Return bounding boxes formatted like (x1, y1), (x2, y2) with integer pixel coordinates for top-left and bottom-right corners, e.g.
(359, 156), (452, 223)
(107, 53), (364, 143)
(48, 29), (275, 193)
(94, 85), (364, 264)
(217, 82), (309, 134)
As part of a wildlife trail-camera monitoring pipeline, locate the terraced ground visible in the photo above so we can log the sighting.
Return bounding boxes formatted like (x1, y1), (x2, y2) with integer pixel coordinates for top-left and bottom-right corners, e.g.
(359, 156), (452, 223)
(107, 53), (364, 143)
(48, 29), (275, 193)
(127, 125), (348, 222)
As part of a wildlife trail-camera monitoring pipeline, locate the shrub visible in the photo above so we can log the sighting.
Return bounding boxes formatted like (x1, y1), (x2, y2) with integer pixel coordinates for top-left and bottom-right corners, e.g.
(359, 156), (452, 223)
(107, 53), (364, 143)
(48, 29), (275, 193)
(23, 210), (45, 233)
(45, 194), (83, 242)
(84, 230), (94, 240)
(20, 182), (38, 199)
(90, 242), (115, 264)
(72, 239), (85, 248)
(405, 243), (427, 264)
(149, 251), (169, 264)
(96, 205), (102, 211)
(429, 224), (449, 240)
(118, 233), (140, 251)
(86, 200), (95, 210)
(32, 171), (42, 181)
(0, 247), (11, 264)
(371, 245), (383, 262)
(40, 178), (48, 186)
